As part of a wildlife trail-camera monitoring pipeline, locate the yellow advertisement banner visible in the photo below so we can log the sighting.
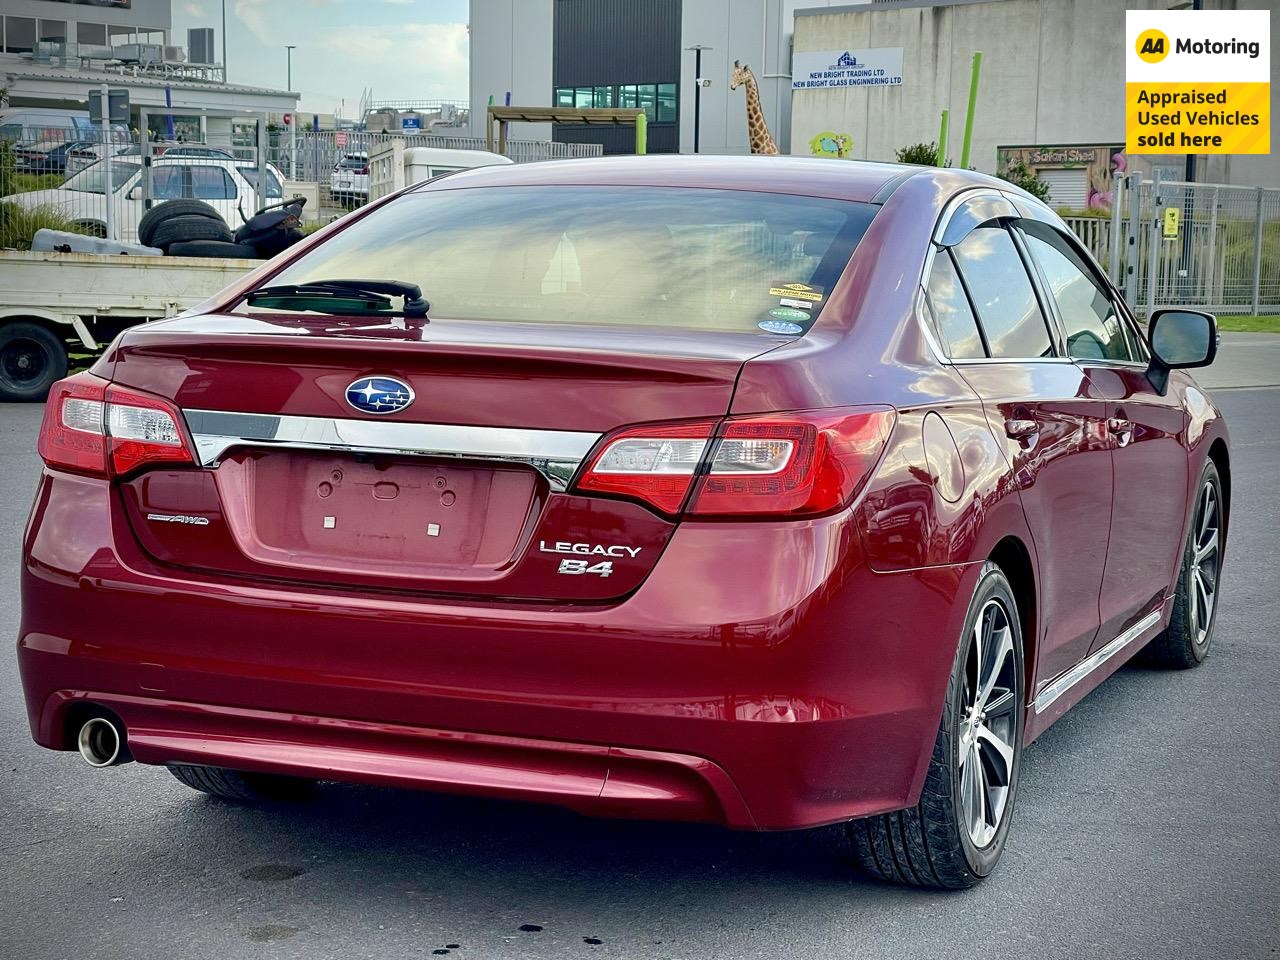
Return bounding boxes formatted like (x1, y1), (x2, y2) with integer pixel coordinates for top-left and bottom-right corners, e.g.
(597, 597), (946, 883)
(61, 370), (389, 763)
(1125, 82), (1270, 154)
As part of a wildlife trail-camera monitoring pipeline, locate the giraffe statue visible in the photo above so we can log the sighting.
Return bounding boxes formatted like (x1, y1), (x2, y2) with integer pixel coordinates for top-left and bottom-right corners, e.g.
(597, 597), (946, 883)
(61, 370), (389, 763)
(730, 60), (779, 155)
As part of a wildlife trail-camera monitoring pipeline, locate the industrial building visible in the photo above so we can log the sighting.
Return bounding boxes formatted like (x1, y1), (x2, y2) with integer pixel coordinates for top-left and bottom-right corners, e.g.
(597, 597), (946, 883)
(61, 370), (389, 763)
(1, 0), (297, 137)
(469, 0), (1278, 199)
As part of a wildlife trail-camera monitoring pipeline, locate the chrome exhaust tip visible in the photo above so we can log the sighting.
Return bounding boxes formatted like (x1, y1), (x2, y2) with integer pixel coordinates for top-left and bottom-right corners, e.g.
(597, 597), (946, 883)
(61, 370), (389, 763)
(77, 716), (128, 767)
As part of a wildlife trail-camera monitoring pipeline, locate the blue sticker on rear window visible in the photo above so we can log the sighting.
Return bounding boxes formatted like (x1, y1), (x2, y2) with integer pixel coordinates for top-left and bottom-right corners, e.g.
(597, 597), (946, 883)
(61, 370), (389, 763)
(758, 319), (804, 335)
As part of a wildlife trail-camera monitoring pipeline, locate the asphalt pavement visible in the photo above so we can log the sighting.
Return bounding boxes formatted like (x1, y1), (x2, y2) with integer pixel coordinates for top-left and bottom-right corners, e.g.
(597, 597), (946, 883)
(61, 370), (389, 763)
(2, 344), (1278, 960)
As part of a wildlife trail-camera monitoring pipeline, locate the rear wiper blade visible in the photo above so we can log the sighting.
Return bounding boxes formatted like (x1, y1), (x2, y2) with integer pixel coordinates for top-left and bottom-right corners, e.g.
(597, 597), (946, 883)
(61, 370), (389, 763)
(246, 279), (430, 318)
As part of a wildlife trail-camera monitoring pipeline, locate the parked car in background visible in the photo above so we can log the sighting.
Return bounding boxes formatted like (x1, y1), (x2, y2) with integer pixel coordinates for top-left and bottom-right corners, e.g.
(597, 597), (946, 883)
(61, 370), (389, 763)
(64, 142), (239, 177)
(330, 151), (369, 201)
(19, 157), (1229, 890)
(5, 155), (286, 240)
(0, 107), (95, 145)
(13, 140), (96, 175)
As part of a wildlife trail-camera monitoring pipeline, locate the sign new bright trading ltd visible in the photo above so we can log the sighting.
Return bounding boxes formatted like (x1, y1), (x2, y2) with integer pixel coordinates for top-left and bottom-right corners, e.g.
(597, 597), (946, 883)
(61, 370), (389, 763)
(1126, 9), (1270, 155)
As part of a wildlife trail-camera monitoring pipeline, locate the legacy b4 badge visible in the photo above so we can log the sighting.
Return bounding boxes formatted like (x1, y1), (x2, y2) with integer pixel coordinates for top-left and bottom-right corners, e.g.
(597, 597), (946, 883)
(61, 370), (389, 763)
(540, 540), (642, 578)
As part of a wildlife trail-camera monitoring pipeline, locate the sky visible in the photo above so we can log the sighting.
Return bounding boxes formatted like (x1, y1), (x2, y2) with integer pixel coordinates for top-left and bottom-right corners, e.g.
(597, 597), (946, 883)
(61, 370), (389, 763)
(172, 0), (470, 118)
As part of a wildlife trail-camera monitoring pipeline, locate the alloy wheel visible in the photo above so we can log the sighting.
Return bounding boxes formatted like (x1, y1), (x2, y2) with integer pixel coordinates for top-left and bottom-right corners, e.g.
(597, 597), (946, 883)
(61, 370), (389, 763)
(1190, 480), (1220, 648)
(958, 598), (1018, 849)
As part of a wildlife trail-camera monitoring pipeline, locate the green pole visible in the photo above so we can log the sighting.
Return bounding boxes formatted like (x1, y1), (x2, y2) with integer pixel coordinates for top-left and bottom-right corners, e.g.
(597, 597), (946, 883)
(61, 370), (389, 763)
(936, 109), (949, 166)
(959, 51), (982, 170)
(635, 111), (647, 155)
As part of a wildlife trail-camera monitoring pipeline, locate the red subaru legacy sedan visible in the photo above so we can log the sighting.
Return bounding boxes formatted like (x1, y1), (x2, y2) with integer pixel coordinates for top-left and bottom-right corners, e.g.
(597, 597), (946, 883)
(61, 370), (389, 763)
(20, 156), (1228, 888)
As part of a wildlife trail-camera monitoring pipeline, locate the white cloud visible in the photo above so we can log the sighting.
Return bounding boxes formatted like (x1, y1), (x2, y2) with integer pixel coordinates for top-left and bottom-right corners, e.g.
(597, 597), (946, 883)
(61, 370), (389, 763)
(232, 0), (273, 45)
(317, 22), (466, 90)
(182, 2), (206, 15)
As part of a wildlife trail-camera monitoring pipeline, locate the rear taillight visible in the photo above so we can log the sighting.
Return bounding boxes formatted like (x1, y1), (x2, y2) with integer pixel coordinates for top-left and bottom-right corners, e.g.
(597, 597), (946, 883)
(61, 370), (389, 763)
(575, 407), (894, 519)
(689, 407), (895, 517)
(38, 373), (196, 478)
(576, 420), (716, 515)
(357, 165), (369, 175)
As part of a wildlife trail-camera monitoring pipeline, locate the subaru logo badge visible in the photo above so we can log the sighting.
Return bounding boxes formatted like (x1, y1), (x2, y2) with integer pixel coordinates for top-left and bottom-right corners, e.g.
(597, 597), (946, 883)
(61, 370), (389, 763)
(345, 376), (415, 415)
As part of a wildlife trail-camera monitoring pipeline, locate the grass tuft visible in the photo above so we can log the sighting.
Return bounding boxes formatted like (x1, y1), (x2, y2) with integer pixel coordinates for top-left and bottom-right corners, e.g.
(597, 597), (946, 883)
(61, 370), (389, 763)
(0, 201), (95, 250)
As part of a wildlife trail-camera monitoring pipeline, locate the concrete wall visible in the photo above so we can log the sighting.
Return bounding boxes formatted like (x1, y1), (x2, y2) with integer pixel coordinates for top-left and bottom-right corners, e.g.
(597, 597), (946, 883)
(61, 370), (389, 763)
(468, 0), (555, 143)
(790, 0), (1278, 188)
(790, 0), (1128, 173)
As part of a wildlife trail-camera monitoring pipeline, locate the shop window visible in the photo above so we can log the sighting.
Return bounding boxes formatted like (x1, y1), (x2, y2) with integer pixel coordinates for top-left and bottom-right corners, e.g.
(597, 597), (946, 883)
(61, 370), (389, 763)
(78, 22), (106, 46)
(637, 84), (657, 121)
(573, 87), (592, 109)
(657, 83), (677, 122)
(555, 87), (574, 108)
(39, 20), (66, 44)
(5, 17), (36, 54)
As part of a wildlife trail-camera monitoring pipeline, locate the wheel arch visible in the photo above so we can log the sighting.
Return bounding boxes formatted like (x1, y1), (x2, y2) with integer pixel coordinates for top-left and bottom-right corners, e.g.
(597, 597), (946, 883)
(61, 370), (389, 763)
(0, 310), (92, 350)
(1207, 437), (1230, 538)
(987, 535), (1037, 707)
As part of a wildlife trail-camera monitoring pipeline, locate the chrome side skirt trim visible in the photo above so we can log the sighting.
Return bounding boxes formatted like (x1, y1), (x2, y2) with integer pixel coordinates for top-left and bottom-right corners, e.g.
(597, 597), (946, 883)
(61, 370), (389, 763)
(1032, 609), (1164, 715)
(182, 409), (601, 491)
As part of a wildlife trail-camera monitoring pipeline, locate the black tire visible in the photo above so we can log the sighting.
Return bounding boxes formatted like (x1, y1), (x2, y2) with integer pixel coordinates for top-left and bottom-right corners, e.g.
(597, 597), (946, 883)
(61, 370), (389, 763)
(0, 321), (68, 402)
(138, 199), (224, 248)
(151, 215), (233, 250)
(1144, 460), (1224, 669)
(167, 240), (260, 259)
(168, 764), (315, 802)
(850, 561), (1024, 888)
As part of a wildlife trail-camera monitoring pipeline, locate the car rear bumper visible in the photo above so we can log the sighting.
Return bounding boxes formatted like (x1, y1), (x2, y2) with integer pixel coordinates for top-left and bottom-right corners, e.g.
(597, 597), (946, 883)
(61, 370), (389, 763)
(19, 469), (977, 830)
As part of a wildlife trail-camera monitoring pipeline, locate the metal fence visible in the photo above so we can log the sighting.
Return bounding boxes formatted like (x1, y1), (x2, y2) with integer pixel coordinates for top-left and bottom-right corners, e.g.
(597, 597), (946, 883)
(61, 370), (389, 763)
(1066, 175), (1280, 317)
(2, 126), (604, 248)
(274, 132), (604, 210)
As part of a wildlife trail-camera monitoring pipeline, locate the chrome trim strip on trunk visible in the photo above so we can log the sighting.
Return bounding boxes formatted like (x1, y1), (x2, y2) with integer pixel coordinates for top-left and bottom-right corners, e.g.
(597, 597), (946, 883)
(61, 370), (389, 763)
(182, 409), (601, 491)
(1032, 609), (1164, 715)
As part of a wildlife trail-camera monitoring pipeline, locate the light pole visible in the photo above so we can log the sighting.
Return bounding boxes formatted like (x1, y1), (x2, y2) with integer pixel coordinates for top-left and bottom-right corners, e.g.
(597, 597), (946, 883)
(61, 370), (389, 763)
(684, 44), (711, 154)
(221, 0), (227, 82)
(286, 45), (296, 91)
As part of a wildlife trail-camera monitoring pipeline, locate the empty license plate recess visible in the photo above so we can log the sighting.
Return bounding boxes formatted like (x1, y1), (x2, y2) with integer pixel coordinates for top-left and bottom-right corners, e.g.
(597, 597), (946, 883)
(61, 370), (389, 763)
(216, 448), (540, 579)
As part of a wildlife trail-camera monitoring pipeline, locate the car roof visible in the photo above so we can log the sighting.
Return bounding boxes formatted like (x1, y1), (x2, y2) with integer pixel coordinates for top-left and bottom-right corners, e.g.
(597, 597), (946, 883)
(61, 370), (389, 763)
(408, 154), (971, 203)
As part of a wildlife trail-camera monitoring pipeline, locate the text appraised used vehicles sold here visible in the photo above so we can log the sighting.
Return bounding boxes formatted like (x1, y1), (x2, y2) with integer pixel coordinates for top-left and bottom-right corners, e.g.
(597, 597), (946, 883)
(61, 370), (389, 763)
(19, 156), (1228, 889)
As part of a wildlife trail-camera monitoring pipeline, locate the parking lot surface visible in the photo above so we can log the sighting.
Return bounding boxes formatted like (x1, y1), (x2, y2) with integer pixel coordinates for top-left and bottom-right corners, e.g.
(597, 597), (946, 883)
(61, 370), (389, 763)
(2, 379), (1277, 960)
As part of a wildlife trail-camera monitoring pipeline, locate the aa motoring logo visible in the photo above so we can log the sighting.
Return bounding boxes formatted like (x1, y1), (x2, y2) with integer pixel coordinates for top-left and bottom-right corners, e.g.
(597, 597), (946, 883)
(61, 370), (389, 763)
(1135, 28), (1260, 63)
(1136, 29), (1170, 63)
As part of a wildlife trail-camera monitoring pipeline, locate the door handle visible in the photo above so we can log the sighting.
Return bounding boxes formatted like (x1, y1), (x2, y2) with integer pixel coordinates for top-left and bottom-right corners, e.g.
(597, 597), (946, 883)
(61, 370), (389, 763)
(1004, 418), (1038, 440)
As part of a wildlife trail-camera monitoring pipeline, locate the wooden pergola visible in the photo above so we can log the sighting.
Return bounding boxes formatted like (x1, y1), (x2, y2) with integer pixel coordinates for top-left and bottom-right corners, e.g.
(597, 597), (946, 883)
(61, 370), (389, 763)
(485, 106), (647, 156)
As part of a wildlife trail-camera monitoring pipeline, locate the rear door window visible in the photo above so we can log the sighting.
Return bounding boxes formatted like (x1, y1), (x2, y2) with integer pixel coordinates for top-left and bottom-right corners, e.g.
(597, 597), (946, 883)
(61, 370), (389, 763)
(249, 185), (880, 334)
(951, 224), (1055, 359)
(925, 250), (986, 359)
(190, 166), (237, 200)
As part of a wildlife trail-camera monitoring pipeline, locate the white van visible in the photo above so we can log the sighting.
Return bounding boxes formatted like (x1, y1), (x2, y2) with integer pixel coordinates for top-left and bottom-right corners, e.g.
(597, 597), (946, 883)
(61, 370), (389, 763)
(366, 144), (513, 202)
(0, 108), (94, 145)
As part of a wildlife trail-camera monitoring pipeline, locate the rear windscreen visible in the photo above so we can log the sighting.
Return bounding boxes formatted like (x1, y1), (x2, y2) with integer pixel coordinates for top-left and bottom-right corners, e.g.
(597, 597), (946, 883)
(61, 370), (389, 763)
(252, 185), (879, 334)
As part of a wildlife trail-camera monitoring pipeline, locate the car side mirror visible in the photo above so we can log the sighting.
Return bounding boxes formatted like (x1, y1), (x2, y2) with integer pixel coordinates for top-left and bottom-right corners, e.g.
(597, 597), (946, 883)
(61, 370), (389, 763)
(126, 184), (142, 201)
(1146, 308), (1217, 393)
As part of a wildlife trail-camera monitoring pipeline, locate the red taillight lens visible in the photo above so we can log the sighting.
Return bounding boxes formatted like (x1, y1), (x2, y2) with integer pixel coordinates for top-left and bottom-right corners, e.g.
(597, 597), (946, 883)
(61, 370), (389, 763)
(37, 373), (196, 478)
(574, 407), (894, 519)
(688, 407), (895, 517)
(576, 419), (716, 515)
(38, 373), (109, 475)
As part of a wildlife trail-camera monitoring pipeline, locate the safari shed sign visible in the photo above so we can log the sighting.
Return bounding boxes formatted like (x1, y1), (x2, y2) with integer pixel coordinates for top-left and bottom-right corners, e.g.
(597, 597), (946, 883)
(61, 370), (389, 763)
(793, 48), (904, 90)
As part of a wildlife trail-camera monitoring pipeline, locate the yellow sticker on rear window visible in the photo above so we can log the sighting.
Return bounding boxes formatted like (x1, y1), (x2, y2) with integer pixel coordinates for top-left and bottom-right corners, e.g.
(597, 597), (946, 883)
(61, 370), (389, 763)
(768, 282), (824, 302)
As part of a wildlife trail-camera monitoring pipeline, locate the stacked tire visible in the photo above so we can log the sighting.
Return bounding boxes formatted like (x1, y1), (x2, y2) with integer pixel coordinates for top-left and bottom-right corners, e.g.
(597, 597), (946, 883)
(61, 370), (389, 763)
(138, 200), (252, 258)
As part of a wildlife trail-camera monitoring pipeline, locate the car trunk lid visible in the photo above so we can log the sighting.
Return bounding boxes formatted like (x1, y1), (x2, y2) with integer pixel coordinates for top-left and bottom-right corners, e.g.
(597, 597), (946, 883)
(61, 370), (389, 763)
(109, 313), (783, 601)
